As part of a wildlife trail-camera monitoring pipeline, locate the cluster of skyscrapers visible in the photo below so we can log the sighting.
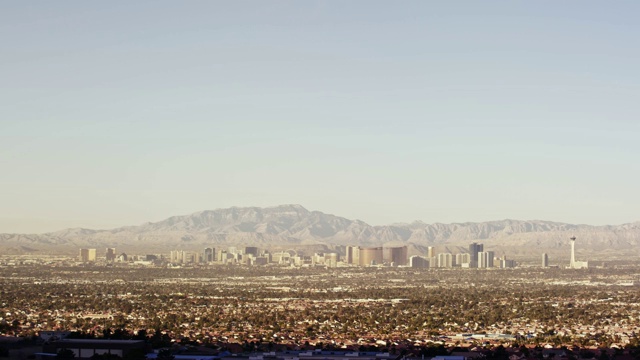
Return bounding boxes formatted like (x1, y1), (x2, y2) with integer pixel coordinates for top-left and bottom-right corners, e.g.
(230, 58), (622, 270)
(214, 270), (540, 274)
(77, 238), (590, 269)
(78, 240), (590, 270)
(79, 248), (136, 263)
(170, 246), (270, 266)
(169, 246), (409, 267)
(78, 242), (517, 269)
(406, 242), (515, 269)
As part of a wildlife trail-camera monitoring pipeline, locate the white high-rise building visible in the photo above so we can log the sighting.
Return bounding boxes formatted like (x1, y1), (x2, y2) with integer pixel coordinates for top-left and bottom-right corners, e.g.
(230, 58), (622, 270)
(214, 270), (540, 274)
(456, 253), (471, 267)
(437, 253), (453, 268)
(542, 253), (549, 268)
(478, 251), (494, 268)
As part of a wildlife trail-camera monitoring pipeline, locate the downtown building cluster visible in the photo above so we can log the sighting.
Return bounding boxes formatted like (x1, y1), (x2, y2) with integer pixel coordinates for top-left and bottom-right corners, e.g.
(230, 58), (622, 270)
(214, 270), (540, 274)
(78, 238), (592, 270)
(77, 242), (516, 269)
(405, 242), (516, 269)
(79, 247), (129, 263)
(78, 247), (156, 264)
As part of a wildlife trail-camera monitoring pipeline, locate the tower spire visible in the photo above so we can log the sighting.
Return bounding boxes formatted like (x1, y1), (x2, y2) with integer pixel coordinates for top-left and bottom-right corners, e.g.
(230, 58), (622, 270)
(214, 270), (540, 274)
(569, 236), (576, 268)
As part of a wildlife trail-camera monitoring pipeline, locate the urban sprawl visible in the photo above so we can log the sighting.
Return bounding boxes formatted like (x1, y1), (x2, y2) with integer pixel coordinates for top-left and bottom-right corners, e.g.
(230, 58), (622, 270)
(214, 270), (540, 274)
(2, 239), (635, 360)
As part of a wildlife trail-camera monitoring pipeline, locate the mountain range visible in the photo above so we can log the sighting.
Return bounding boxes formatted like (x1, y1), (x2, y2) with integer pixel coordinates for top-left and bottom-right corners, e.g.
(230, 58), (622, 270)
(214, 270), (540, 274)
(2, 204), (639, 261)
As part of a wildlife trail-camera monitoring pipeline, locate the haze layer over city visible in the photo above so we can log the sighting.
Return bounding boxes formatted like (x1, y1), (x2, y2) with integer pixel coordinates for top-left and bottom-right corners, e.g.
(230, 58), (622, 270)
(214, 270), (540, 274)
(1, 2), (639, 360)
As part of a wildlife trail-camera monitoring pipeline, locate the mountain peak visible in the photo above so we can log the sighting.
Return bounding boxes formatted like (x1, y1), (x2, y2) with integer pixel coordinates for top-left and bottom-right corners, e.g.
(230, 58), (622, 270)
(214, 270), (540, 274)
(1, 206), (639, 258)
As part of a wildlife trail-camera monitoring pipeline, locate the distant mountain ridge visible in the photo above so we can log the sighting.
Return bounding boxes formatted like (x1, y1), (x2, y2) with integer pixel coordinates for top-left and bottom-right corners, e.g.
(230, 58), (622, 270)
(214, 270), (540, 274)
(1, 204), (639, 260)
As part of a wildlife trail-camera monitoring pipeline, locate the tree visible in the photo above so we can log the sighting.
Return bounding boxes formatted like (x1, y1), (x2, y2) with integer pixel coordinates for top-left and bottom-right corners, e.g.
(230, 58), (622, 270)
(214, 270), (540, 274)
(134, 329), (147, 341)
(123, 348), (147, 360)
(156, 349), (175, 360)
(492, 345), (509, 360)
(56, 348), (76, 360)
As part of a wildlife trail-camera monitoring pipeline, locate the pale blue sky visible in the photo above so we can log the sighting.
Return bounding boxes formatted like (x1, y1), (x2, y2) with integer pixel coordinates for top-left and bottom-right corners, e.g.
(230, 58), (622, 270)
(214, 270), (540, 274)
(1, 1), (639, 233)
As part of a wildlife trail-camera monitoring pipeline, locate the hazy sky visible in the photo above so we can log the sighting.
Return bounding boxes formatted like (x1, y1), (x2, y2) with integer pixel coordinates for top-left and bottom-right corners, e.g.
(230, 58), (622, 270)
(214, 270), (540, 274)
(2, 1), (639, 233)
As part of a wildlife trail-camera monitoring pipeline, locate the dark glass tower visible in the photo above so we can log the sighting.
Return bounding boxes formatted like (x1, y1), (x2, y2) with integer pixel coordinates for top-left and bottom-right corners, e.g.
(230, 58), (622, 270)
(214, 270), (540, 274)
(469, 242), (484, 268)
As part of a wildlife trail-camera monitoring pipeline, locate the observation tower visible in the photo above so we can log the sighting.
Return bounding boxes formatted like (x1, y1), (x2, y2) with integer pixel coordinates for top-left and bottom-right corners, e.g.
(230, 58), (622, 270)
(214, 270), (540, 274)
(568, 236), (588, 269)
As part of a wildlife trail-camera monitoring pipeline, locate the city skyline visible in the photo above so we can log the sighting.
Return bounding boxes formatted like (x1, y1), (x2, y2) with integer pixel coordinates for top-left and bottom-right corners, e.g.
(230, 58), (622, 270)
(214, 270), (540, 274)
(3, 3), (639, 355)
(0, 204), (634, 264)
(77, 242), (518, 269)
(72, 234), (588, 269)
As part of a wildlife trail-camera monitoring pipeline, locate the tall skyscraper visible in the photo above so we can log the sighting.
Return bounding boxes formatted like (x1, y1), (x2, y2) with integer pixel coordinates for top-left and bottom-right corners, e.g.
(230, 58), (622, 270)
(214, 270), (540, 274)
(346, 246), (361, 265)
(469, 243), (483, 268)
(79, 248), (97, 262)
(106, 248), (116, 262)
(170, 250), (181, 263)
(358, 247), (383, 266)
(244, 246), (258, 256)
(478, 251), (494, 268)
(409, 255), (429, 268)
(384, 246), (408, 266)
(456, 253), (471, 267)
(542, 253), (549, 268)
(478, 251), (485, 268)
(487, 251), (494, 268)
(427, 246), (436, 258)
(204, 247), (215, 263)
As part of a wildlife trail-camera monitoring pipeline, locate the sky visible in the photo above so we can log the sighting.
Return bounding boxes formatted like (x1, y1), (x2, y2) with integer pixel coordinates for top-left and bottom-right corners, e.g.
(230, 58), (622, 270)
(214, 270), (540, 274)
(1, 1), (639, 233)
